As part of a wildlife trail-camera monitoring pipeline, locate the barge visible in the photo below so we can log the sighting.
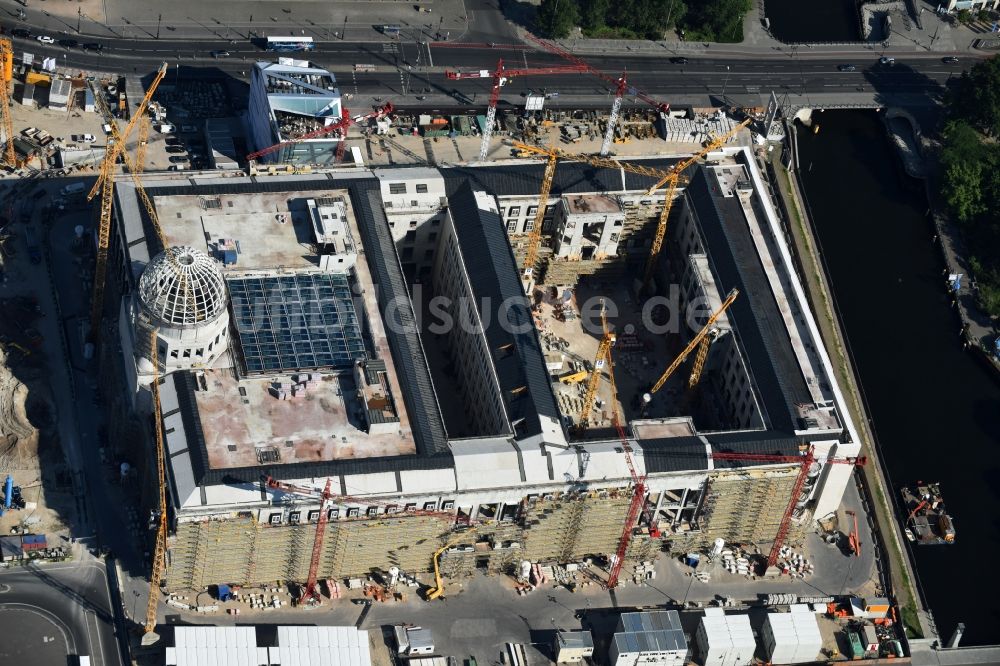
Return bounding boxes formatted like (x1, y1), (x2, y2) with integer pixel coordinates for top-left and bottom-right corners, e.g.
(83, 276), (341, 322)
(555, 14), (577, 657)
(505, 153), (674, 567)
(901, 482), (955, 545)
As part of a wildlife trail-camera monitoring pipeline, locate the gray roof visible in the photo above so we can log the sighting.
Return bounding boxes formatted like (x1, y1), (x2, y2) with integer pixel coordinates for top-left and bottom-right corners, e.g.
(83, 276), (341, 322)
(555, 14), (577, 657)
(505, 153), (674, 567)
(614, 611), (687, 655)
(641, 436), (710, 473)
(142, 177), (450, 487)
(556, 631), (594, 650)
(442, 157), (681, 199)
(684, 166), (811, 433)
(447, 182), (561, 439)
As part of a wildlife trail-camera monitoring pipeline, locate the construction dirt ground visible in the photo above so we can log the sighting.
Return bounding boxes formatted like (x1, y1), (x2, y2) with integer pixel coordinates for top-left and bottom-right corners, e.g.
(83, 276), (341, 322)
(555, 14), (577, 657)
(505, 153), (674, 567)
(0, 196), (73, 545)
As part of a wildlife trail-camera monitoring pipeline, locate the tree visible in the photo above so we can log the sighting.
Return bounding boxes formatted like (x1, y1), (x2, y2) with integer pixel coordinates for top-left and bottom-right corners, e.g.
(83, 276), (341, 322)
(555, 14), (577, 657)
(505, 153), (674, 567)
(942, 158), (987, 224)
(680, 0), (750, 42)
(948, 55), (1000, 137)
(536, 0), (580, 38)
(580, 0), (610, 31)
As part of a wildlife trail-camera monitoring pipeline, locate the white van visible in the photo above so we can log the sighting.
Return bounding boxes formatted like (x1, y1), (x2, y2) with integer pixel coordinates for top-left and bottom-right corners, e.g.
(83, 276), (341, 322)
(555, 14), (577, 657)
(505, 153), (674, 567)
(155, 123), (175, 134)
(60, 182), (85, 197)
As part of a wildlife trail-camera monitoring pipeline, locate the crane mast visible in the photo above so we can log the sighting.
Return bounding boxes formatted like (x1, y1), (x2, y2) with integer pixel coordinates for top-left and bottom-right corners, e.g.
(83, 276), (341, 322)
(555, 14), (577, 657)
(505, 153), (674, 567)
(446, 59), (587, 162)
(711, 449), (866, 569)
(87, 64), (169, 343)
(144, 327), (168, 639)
(578, 302), (615, 429)
(0, 39), (16, 167)
(604, 335), (645, 589)
(600, 74), (627, 157)
(522, 152), (558, 288)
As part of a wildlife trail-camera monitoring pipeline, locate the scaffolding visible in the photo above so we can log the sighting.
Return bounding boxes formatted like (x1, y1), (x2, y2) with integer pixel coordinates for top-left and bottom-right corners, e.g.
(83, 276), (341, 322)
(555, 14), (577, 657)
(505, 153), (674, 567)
(699, 467), (802, 547)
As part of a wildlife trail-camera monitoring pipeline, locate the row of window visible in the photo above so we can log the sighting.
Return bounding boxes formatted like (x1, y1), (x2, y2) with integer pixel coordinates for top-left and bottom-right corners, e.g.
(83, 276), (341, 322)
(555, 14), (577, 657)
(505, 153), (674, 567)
(500, 205), (547, 218)
(388, 182), (430, 195)
(271, 499), (459, 525)
(156, 332), (223, 362)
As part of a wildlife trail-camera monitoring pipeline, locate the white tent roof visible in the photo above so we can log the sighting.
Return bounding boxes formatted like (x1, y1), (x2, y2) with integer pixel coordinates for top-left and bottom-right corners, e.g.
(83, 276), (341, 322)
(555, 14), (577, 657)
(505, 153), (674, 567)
(166, 626), (266, 666)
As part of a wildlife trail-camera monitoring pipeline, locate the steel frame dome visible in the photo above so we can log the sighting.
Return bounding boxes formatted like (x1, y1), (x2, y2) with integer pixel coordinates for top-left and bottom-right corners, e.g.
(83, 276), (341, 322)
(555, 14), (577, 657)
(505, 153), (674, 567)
(137, 247), (228, 328)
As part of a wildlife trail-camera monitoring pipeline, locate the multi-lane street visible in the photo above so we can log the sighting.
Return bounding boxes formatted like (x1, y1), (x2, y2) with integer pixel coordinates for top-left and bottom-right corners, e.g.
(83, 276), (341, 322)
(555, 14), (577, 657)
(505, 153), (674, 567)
(0, 29), (961, 108)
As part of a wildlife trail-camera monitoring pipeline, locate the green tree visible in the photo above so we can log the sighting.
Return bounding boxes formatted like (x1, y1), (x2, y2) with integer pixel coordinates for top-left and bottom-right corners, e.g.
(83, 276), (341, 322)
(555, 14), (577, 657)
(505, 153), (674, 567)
(680, 0), (750, 42)
(942, 158), (987, 224)
(536, 0), (580, 37)
(948, 55), (1000, 137)
(580, 0), (610, 31)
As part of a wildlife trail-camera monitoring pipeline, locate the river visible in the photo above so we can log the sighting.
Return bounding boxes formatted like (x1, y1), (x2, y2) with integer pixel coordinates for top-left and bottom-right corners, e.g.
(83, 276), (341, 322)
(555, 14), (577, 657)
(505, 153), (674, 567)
(763, 0), (861, 43)
(795, 110), (1000, 646)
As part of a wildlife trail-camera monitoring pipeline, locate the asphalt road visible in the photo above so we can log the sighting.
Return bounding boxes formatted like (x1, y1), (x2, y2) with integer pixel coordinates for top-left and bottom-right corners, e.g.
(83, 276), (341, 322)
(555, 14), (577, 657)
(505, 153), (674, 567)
(1, 28), (962, 104)
(0, 561), (121, 666)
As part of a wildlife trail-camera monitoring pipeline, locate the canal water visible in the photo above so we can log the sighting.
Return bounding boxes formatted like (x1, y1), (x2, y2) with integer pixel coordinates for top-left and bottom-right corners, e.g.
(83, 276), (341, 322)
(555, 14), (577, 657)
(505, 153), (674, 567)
(763, 0), (861, 43)
(795, 111), (1000, 646)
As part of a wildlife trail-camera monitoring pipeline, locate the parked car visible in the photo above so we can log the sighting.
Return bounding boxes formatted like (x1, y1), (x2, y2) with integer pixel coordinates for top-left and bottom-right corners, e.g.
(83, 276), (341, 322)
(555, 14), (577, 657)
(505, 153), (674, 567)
(168, 155), (188, 163)
(11, 29), (30, 39)
(180, 124), (199, 133)
(35, 35), (54, 44)
(156, 123), (176, 134)
(165, 146), (186, 154)
(165, 137), (183, 146)
(837, 64), (857, 72)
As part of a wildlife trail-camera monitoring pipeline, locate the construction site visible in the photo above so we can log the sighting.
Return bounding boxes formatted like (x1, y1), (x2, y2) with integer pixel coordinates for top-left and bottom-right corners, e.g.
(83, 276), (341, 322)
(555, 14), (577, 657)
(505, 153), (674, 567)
(71, 67), (857, 627)
(0, 25), (875, 647)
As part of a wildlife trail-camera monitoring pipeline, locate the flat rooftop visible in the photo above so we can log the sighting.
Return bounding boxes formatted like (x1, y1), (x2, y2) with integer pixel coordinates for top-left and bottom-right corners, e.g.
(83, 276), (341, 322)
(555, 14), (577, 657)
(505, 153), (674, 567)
(564, 194), (621, 215)
(150, 182), (419, 470)
(194, 370), (415, 469)
(153, 189), (359, 271)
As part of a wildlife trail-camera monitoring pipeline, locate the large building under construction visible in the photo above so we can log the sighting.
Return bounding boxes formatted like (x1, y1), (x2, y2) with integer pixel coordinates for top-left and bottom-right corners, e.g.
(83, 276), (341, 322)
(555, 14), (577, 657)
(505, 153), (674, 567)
(102, 145), (861, 592)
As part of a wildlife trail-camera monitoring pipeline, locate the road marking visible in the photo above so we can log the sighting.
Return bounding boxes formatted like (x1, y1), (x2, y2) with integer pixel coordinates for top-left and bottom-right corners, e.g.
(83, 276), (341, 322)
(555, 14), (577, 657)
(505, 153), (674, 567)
(87, 610), (105, 666)
(0, 602), (77, 654)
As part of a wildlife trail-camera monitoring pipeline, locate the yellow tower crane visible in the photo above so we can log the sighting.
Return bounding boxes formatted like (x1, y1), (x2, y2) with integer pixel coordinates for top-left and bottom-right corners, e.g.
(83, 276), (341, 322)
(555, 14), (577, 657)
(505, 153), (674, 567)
(578, 300), (616, 429)
(87, 64), (168, 343)
(687, 335), (713, 389)
(521, 151), (558, 290)
(649, 288), (739, 394)
(513, 118), (751, 289)
(640, 118), (750, 287)
(136, 115), (151, 173)
(144, 326), (168, 644)
(0, 39), (17, 167)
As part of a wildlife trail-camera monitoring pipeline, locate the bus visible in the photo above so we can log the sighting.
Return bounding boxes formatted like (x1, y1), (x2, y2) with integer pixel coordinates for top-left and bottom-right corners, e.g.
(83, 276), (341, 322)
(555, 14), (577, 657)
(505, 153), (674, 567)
(265, 36), (316, 52)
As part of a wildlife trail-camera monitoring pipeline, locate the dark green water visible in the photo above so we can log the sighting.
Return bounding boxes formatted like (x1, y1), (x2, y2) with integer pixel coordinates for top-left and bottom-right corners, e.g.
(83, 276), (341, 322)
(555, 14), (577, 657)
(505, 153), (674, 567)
(796, 111), (1000, 646)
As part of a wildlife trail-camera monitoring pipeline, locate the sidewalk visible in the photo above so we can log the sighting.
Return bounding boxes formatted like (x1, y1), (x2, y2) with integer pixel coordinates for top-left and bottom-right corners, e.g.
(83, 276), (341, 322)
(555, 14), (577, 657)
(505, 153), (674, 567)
(0, 0), (471, 44)
(537, 0), (979, 58)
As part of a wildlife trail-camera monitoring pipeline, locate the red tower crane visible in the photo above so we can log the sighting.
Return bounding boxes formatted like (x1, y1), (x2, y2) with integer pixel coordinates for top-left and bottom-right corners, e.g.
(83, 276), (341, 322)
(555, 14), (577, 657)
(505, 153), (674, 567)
(247, 102), (394, 164)
(604, 342), (647, 589)
(710, 450), (866, 569)
(261, 474), (460, 604)
(445, 58), (588, 161)
(523, 32), (670, 115)
(523, 33), (672, 157)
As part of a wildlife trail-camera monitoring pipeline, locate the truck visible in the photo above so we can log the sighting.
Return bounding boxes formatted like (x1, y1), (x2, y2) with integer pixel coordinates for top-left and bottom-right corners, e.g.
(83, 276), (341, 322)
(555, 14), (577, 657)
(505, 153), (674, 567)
(24, 226), (41, 264)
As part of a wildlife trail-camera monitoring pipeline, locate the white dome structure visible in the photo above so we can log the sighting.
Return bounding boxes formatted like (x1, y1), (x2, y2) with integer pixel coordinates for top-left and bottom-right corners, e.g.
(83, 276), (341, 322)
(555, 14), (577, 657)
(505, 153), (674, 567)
(138, 246), (228, 328)
(133, 247), (231, 380)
